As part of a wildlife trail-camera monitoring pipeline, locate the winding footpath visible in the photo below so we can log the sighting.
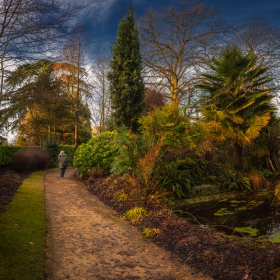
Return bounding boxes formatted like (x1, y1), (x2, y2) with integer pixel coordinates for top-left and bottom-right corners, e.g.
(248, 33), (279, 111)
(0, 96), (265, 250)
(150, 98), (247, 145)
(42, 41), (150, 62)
(44, 168), (212, 280)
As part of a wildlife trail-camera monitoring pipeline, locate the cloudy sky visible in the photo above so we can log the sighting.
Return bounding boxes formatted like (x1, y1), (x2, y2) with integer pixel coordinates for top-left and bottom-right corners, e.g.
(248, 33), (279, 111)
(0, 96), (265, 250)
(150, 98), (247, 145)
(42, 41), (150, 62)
(68, 0), (280, 54)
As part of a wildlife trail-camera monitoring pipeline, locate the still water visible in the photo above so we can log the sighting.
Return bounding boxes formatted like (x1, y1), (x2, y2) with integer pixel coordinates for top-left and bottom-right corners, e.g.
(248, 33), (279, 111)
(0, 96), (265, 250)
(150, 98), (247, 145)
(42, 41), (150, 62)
(175, 191), (280, 242)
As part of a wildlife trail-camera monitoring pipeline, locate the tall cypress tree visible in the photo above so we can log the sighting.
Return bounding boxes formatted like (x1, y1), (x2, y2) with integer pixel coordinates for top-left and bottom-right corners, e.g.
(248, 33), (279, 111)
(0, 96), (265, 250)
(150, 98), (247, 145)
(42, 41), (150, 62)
(108, 5), (144, 133)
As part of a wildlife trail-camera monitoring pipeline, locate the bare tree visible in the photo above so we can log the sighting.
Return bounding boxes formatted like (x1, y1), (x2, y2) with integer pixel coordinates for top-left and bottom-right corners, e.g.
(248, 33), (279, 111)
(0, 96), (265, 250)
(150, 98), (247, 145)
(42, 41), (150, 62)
(138, 0), (226, 114)
(231, 19), (280, 105)
(57, 26), (92, 148)
(90, 55), (111, 133)
(0, 0), (85, 99)
(231, 19), (280, 68)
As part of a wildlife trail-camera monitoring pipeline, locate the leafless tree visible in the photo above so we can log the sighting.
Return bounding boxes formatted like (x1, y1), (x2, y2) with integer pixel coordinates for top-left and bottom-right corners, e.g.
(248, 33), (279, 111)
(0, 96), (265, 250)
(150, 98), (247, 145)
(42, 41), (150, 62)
(58, 25), (92, 148)
(90, 55), (111, 133)
(231, 19), (280, 68)
(0, 0), (85, 99)
(231, 19), (280, 106)
(138, 0), (227, 115)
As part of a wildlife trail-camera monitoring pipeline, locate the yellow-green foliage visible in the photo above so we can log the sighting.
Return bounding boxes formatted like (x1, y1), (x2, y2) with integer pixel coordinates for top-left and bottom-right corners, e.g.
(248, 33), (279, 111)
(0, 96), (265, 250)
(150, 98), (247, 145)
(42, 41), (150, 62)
(139, 103), (190, 147)
(112, 191), (128, 204)
(142, 227), (161, 239)
(275, 183), (280, 201)
(110, 126), (140, 175)
(123, 206), (147, 225)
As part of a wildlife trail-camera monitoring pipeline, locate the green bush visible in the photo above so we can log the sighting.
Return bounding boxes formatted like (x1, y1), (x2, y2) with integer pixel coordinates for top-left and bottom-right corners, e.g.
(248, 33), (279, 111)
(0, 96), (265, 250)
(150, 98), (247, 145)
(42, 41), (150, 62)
(159, 158), (211, 198)
(74, 131), (118, 178)
(139, 103), (192, 149)
(110, 126), (142, 175)
(0, 146), (21, 167)
(218, 166), (252, 191)
(44, 141), (75, 168)
(43, 141), (60, 167)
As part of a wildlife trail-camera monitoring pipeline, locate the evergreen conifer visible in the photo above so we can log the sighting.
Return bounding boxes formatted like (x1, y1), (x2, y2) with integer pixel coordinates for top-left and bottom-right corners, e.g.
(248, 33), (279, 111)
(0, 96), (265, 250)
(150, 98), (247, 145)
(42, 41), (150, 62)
(108, 5), (144, 133)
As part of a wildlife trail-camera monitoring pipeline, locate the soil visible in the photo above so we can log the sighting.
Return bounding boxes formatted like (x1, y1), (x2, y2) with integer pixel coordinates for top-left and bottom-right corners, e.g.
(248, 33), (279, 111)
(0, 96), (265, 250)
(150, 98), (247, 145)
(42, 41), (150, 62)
(1, 167), (280, 279)
(0, 167), (31, 211)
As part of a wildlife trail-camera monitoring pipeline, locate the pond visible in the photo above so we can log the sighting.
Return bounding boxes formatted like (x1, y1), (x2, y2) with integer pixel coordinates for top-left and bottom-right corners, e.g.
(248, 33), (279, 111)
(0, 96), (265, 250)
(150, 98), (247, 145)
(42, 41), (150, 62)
(173, 190), (280, 242)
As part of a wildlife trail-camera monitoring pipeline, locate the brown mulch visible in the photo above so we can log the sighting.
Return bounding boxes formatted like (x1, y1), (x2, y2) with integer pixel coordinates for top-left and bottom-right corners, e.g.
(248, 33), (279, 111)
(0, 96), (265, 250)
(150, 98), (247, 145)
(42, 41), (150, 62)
(1, 168), (280, 280)
(83, 175), (280, 280)
(0, 167), (32, 211)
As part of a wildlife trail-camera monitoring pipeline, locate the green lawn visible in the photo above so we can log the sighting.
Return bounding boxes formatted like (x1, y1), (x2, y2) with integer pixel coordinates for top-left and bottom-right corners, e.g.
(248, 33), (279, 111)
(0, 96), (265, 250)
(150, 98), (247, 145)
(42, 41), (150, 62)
(0, 170), (50, 280)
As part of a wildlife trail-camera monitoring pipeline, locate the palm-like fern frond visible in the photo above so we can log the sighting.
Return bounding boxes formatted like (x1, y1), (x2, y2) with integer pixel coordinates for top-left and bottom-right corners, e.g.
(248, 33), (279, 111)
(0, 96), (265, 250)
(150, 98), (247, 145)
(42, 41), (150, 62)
(196, 45), (276, 161)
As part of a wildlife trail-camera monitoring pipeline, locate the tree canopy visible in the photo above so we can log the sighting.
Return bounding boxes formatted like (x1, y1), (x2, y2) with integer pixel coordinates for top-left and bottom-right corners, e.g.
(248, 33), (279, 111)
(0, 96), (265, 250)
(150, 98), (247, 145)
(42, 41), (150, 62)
(1, 60), (91, 146)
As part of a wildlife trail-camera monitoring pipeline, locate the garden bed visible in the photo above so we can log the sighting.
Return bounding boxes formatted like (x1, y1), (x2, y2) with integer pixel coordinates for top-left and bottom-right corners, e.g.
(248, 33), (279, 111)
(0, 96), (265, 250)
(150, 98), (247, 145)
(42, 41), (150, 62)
(83, 175), (280, 280)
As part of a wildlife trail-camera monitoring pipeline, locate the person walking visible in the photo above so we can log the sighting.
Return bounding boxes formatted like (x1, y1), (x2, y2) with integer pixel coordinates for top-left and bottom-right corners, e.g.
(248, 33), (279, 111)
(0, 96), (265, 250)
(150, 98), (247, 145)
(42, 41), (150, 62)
(58, 151), (67, 178)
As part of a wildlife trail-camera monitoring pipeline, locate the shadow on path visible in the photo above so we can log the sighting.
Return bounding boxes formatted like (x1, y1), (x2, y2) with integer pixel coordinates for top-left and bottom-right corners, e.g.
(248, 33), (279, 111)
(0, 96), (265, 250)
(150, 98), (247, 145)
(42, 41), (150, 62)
(44, 168), (212, 280)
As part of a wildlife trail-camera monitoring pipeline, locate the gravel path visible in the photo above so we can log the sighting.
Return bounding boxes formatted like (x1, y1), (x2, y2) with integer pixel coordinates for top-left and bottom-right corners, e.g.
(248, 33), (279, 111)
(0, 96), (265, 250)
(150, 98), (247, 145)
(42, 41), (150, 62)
(44, 168), (212, 280)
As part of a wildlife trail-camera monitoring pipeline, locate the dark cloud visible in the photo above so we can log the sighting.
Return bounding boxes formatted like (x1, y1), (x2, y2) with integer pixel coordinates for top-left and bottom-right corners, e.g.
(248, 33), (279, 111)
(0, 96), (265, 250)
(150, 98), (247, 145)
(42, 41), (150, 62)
(66, 0), (280, 56)
(204, 0), (280, 26)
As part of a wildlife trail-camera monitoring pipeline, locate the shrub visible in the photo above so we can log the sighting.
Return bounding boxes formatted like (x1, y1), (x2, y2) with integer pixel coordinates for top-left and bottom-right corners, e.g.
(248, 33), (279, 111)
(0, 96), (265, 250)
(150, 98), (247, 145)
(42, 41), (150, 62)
(110, 126), (141, 175)
(160, 163), (191, 199)
(123, 206), (147, 225)
(43, 142), (75, 168)
(0, 146), (21, 167)
(139, 103), (194, 149)
(112, 191), (128, 205)
(256, 122), (280, 171)
(86, 167), (107, 178)
(11, 147), (51, 172)
(73, 131), (118, 178)
(43, 141), (60, 167)
(247, 171), (270, 190)
(159, 158), (211, 199)
(136, 140), (163, 206)
(218, 167), (252, 191)
(262, 169), (274, 179)
(142, 227), (160, 239)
